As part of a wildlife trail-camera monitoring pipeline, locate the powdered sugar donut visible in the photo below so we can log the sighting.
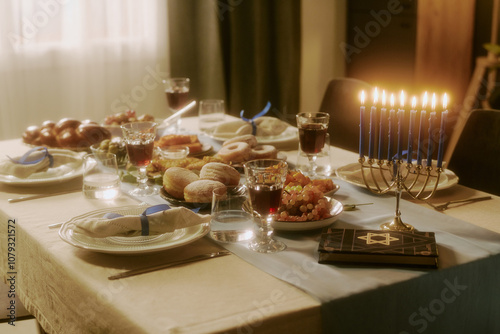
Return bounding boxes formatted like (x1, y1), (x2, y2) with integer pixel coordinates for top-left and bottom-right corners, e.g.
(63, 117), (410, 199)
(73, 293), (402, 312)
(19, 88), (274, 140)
(251, 145), (278, 159)
(200, 162), (240, 186)
(184, 179), (225, 203)
(217, 142), (252, 163)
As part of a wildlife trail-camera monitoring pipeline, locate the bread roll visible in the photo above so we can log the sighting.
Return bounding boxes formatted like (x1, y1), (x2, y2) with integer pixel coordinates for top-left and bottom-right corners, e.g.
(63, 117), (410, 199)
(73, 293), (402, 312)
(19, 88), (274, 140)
(54, 118), (81, 134)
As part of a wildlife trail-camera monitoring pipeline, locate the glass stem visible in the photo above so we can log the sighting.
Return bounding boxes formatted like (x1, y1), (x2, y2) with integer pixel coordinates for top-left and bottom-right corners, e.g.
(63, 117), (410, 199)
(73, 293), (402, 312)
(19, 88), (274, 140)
(308, 155), (318, 174)
(137, 166), (148, 190)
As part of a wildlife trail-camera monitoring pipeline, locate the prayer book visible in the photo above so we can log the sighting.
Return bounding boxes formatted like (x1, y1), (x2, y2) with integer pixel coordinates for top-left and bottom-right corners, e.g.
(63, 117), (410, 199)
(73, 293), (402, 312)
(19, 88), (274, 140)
(318, 227), (438, 268)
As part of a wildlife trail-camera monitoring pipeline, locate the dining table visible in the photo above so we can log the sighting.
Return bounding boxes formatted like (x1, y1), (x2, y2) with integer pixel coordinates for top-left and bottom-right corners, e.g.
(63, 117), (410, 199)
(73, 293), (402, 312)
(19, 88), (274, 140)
(1, 116), (500, 334)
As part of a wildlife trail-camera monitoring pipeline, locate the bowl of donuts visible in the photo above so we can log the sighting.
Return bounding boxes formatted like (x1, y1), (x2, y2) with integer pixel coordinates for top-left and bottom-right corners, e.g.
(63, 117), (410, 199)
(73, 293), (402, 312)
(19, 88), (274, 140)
(160, 162), (241, 210)
(22, 118), (112, 151)
(102, 110), (156, 137)
(214, 134), (285, 170)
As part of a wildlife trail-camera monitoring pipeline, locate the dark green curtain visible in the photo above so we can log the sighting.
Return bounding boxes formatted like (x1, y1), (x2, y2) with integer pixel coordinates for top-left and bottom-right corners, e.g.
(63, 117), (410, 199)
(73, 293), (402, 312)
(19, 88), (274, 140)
(168, 0), (301, 124)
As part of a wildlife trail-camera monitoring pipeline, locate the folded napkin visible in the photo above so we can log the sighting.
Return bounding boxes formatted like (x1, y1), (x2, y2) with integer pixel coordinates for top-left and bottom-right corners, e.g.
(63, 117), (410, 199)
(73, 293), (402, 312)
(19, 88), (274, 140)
(0, 147), (53, 178)
(212, 102), (289, 138)
(72, 205), (211, 238)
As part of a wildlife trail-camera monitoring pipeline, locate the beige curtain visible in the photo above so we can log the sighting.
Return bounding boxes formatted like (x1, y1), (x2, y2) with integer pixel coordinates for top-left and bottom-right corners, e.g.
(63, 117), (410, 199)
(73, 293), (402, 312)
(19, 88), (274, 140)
(0, 0), (169, 140)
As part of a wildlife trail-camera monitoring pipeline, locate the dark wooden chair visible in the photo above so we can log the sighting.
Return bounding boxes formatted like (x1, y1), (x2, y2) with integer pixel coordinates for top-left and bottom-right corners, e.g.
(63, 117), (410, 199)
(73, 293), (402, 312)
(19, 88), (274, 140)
(319, 78), (372, 153)
(447, 109), (500, 196)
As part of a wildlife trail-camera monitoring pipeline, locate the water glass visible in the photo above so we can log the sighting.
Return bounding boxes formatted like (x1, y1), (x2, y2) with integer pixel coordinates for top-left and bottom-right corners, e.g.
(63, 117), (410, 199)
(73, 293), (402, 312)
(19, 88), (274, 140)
(198, 99), (225, 132)
(83, 152), (121, 200)
(210, 186), (255, 243)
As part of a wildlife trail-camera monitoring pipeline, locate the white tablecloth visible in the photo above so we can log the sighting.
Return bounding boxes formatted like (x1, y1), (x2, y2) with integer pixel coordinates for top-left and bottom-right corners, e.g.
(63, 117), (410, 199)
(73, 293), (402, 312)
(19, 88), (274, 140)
(1, 117), (500, 333)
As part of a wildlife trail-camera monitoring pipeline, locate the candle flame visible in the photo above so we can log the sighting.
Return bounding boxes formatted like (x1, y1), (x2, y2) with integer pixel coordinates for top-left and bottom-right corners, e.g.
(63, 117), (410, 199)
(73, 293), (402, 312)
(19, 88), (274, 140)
(412, 96), (417, 109)
(360, 90), (365, 105)
(382, 90), (386, 106)
(431, 93), (436, 111)
(373, 87), (378, 104)
(443, 93), (448, 109)
(400, 90), (405, 107)
(390, 93), (395, 107)
(422, 91), (428, 109)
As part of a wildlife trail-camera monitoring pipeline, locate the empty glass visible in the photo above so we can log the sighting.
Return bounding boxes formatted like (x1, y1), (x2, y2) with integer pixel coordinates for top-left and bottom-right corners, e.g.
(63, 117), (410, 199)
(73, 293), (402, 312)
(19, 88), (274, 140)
(198, 99), (225, 132)
(210, 186), (255, 243)
(83, 152), (121, 200)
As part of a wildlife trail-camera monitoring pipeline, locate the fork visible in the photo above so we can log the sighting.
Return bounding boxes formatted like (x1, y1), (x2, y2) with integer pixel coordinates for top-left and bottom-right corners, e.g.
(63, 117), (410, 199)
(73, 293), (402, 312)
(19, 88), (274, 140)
(425, 196), (492, 212)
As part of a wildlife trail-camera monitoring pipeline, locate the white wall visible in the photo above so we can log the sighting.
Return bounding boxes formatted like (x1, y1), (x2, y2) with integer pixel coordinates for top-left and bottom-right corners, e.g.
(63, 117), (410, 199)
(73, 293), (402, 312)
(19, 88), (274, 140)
(300, 0), (347, 113)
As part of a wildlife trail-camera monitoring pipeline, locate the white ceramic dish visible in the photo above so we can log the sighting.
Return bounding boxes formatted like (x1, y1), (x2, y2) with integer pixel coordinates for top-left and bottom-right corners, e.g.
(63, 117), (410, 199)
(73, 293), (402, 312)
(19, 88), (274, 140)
(0, 149), (84, 187)
(272, 197), (344, 231)
(335, 162), (459, 192)
(59, 204), (209, 254)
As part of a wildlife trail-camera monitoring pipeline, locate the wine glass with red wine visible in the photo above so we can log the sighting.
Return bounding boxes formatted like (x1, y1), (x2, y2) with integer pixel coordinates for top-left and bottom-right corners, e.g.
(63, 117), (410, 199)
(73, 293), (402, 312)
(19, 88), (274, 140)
(296, 112), (330, 177)
(121, 121), (158, 196)
(244, 159), (288, 253)
(163, 78), (190, 111)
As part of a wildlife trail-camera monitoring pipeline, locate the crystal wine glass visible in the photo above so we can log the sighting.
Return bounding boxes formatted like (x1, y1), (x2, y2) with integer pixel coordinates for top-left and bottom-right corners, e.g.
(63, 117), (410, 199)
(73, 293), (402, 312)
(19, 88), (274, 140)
(121, 121), (158, 196)
(244, 159), (288, 253)
(296, 112), (330, 177)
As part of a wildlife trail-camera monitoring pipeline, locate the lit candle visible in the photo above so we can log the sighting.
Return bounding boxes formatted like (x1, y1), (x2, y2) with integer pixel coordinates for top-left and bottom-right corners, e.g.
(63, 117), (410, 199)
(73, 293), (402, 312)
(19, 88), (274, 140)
(436, 93), (448, 168)
(407, 96), (417, 163)
(368, 88), (378, 159)
(397, 90), (405, 160)
(426, 93), (437, 167)
(387, 94), (395, 161)
(359, 91), (365, 159)
(378, 90), (386, 161)
(416, 92), (427, 166)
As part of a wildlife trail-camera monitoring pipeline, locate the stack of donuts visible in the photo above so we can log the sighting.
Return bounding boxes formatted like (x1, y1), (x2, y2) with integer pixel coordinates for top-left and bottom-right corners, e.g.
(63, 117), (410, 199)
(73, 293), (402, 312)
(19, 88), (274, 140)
(215, 135), (278, 163)
(22, 118), (111, 149)
(162, 162), (240, 203)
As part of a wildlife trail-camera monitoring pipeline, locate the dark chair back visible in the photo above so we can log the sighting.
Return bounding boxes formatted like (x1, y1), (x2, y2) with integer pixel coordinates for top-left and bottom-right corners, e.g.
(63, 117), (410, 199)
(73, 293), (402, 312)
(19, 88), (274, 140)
(447, 109), (500, 196)
(319, 78), (372, 153)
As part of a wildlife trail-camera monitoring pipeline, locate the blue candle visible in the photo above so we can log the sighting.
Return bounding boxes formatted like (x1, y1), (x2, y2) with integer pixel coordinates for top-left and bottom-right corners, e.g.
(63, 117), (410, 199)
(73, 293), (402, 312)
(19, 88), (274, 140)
(416, 92), (427, 166)
(407, 96), (417, 163)
(368, 88), (378, 159)
(436, 93), (448, 168)
(387, 94), (395, 161)
(396, 91), (405, 160)
(378, 90), (386, 161)
(426, 93), (437, 167)
(359, 91), (366, 159)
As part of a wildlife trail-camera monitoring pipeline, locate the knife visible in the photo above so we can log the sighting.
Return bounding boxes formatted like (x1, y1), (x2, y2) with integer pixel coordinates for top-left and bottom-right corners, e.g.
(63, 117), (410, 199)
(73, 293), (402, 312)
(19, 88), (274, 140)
(108, 250), (231, 280)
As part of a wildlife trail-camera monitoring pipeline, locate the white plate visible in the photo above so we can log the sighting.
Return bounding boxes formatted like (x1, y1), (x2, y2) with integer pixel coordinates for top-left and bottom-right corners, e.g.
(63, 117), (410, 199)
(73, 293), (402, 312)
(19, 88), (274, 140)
(335, 163), (459, 192)
(207, 126), (298, 144)
(0, 149), (84, 187)
(272, 197), (344, 231)
(59, 204), (210, 254)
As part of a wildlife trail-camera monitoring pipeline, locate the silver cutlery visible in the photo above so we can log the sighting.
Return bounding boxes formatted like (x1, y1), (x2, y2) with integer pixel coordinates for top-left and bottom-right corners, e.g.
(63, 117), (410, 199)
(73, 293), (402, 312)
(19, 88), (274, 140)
(425, 196), (492, 212)
(8, 188), (81, 203)
(343, 203), (373, 211)
(108, 250), (231, 280)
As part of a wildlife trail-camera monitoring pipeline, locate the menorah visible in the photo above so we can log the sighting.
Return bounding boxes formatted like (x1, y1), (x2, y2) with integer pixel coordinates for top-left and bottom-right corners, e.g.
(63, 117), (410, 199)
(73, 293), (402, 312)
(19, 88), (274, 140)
(358, 89), (448, 232)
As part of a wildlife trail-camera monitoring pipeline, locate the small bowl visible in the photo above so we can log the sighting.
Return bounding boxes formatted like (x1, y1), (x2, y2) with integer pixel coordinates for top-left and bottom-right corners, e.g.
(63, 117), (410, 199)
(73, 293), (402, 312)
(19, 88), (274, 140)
(91, 139), (128, 167)
(157, 146), (190, 160)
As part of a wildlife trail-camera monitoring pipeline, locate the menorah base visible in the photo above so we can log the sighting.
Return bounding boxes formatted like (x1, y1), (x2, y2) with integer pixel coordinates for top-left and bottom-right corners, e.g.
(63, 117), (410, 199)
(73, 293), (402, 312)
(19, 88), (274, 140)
(380, 216), (415, 232)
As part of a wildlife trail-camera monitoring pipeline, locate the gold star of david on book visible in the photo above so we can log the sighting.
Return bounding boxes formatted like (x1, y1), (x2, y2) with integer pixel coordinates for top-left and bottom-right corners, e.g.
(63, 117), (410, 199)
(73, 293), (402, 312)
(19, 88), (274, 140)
(357, 232), (399, 246)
